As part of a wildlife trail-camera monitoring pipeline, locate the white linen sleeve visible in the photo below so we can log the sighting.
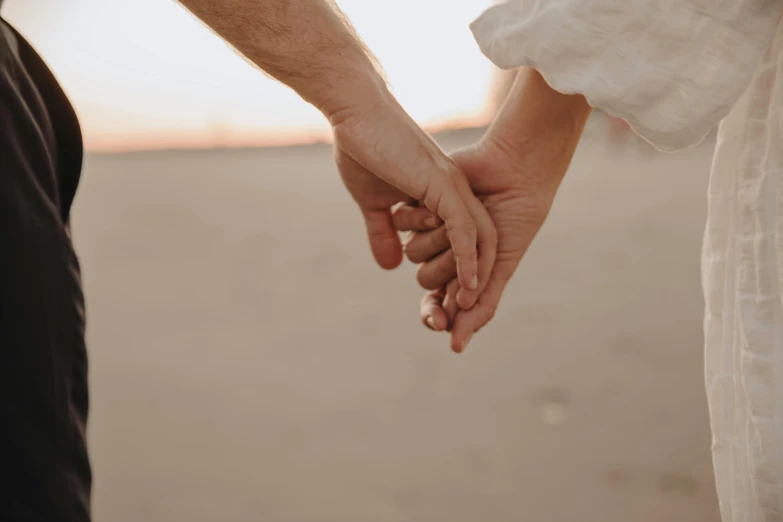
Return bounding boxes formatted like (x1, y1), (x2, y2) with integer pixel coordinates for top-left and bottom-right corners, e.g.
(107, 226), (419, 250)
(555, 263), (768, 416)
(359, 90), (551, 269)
(471, 0), (783, 151)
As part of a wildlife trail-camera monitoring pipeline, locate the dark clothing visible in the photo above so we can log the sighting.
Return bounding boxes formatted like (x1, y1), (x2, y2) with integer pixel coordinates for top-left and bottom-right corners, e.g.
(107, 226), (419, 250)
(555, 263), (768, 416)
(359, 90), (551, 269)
(0, 17), (91, 522)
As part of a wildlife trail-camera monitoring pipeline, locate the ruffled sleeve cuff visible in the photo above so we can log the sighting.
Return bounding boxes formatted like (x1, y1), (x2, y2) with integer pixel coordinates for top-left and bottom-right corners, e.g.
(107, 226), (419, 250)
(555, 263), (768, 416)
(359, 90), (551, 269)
(471, 1), (782, 151)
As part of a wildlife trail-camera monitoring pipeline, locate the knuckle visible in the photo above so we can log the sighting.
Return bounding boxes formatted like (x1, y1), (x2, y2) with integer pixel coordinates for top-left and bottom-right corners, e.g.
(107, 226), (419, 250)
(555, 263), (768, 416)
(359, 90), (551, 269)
(447, 212), (468, 229)
(486, 226), (498, 245)
(406, 250), (425, 264)
(369, 228), (392, 245)
(485, 308), (496, 323)
(465, 217), (478, 237)
(449, 222), (477, 250)
(437, 226), (450, 243)
(473, 307), (495, 330)
(416, 265), (434, 290)
(392, 210), (410, 228)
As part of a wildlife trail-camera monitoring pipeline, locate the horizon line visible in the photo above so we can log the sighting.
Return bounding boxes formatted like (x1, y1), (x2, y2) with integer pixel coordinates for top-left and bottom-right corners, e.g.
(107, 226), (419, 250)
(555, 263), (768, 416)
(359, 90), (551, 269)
(83, 113), (493, 154)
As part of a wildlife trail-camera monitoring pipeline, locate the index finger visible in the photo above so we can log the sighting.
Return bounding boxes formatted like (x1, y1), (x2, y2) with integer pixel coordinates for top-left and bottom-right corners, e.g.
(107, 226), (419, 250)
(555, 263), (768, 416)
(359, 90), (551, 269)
(432, 183), (478, 291)
(455, 192), (497, 310)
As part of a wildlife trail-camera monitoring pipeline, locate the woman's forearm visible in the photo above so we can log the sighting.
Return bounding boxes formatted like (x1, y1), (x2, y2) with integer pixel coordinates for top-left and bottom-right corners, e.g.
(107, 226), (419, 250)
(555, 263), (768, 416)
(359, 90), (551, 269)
(487, 68), (592, 191)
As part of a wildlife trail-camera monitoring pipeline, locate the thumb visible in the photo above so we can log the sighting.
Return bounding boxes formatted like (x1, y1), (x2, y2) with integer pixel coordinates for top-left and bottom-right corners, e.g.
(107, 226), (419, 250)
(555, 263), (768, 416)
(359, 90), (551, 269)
(363, 209), (404, 270)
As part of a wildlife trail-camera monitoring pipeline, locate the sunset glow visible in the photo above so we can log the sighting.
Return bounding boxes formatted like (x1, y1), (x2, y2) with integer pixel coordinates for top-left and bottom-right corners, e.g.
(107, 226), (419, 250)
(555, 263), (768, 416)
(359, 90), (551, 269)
(2, 0), (496, 151)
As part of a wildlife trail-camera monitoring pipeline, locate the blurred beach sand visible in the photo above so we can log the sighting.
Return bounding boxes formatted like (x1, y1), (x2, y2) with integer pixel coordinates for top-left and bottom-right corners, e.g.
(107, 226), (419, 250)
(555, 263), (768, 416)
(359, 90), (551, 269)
(73, 124), (719, 521)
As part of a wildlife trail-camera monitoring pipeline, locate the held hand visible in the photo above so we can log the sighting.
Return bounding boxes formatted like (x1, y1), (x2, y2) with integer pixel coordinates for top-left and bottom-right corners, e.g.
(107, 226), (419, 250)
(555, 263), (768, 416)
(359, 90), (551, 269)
(404, 136), (555, 352)
(400, 68), (591, 353)
(330, 94), (497, 306)
(406, 138), (557, 353)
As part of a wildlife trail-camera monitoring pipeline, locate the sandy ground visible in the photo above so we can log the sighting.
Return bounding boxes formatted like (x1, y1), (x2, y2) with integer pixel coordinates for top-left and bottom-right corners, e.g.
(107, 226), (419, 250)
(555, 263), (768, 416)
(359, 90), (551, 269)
(72, 124), (719, 521)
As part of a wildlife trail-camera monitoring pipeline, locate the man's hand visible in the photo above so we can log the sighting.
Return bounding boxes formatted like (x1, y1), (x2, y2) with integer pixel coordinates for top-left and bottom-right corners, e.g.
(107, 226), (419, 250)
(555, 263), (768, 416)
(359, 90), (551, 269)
(177, 0), (496, 300)
(402, 136), (554, 353)
(398, 69), (592, 352)
(330, 93), (497, 302)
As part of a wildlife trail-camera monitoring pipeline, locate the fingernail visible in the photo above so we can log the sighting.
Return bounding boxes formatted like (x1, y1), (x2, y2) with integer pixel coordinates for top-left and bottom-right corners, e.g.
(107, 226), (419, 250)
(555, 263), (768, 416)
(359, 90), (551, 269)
(469, 275), (478, 290)
(424, 216), (437, 229)
(461, 334), (474, 352)
(426, 316), (438, 331)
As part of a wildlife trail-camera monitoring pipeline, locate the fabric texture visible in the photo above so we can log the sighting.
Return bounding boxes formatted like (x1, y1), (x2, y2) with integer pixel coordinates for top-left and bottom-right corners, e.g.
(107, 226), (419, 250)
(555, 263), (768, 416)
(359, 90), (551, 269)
(472, 2), (783, 521)
(471, 0), (782, 152)
(0, 19), (90, 522)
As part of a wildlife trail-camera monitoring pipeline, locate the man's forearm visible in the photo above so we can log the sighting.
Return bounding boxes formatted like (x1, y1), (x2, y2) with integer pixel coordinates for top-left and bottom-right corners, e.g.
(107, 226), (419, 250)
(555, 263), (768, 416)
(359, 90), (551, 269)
(178, 0), (388, 118)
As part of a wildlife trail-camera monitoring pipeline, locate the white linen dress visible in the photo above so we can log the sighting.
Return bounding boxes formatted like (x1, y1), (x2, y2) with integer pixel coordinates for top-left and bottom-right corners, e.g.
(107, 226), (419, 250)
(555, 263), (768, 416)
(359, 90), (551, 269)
(470, 2), (783, 520)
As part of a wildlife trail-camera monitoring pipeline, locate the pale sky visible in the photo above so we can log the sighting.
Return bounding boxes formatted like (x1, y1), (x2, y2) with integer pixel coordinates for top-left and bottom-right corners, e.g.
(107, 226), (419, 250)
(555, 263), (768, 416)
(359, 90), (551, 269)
(1, 0), (497, 151)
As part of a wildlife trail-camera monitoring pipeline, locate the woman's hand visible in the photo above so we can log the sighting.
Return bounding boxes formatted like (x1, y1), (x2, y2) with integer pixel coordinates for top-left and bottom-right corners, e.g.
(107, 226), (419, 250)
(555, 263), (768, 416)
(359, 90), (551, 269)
(398, 68), (592, 352)
(331, 93), (497, 306)
(400, 135), (556, 352)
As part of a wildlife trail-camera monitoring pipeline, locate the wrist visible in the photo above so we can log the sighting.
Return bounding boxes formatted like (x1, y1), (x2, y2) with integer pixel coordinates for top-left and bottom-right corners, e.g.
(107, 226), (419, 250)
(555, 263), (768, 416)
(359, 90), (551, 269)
(485, 68), (590, 189)
(309, 61), (392, 124)
(490, 69), (590, 150)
